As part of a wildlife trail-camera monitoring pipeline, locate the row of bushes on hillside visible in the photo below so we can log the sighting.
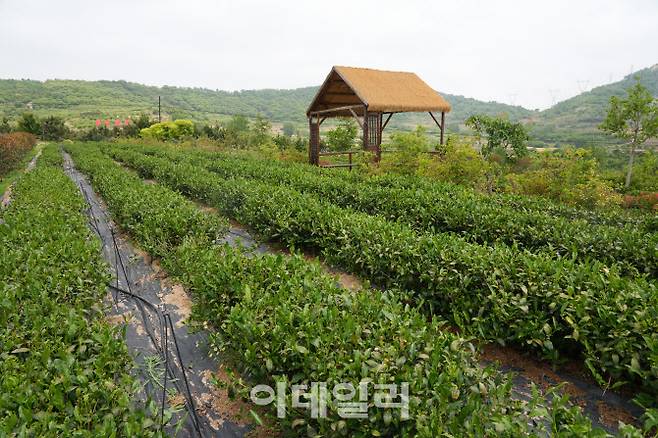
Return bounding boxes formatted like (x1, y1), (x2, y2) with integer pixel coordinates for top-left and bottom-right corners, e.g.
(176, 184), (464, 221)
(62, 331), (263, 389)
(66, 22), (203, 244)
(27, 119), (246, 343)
(593, 146), (658, 194)
(319, 110), (656, 210)
(346, 126), (649, 210)
(1, 113), (69, 141)
(1, 112), (308, 158)
(0, 132), (37, 176)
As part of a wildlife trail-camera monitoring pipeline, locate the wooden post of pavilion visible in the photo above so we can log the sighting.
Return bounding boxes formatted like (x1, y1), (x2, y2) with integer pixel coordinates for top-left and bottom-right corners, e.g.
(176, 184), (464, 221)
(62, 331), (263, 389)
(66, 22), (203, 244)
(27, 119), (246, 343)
(309, 116), (320, 165)
(440, 111), (446, 145)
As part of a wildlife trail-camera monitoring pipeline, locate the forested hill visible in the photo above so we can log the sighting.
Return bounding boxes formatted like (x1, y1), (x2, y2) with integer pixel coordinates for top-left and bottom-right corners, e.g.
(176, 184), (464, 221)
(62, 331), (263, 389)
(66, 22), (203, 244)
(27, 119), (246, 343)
(0, 78), (531, 129)
(527, 64), (658, 145)
(0, 63), (656, 145)
(0, 79), (318, 127)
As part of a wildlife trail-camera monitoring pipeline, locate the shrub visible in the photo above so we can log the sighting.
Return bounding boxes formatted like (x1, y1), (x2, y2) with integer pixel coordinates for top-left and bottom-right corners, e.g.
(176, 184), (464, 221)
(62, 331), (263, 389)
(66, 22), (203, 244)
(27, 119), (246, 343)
(417, 136), (490, 189)
(623, 192), (658, 210)
(202, 123), (227, 141)
(0, 132), (37, 176)
(249, 115), (272, 148)
(78, 126), (113, 141)
(631, 151), (658, 192)
(504, 148), (622, 209)
(16, 113), (40, 136)
(282, 122), (295, 137)
(325, 118), (358, 151)
(140, 119), (195, 141)
(0, 116), (11, 133)
(380, 126), (433, 175)
(40, 115), (68, 141)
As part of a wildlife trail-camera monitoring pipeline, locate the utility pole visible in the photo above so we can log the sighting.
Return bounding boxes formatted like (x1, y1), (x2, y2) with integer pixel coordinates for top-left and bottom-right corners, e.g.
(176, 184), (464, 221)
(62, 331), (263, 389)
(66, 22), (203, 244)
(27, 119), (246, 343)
(158, 96), (161, 123)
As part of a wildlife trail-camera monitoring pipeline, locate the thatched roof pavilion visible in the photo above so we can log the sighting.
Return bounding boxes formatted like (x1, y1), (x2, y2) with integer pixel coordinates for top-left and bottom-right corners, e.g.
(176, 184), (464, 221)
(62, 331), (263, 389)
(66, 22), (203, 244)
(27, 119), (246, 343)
(307, 66), (452, 165)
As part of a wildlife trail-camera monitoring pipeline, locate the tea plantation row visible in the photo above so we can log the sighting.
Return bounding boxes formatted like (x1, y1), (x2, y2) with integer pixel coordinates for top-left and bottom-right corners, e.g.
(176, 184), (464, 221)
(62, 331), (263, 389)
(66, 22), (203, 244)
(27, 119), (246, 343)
(66, 143), (624, 436)
(101, 144), (658, 395)
(148, 144), (655, 231)
(0, 146), (159, 436)
(124, 144), (657, 278)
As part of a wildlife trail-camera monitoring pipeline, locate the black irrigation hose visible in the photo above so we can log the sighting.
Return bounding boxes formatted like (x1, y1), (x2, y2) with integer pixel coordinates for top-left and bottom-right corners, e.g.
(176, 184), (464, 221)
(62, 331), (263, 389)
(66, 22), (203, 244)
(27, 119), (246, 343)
(161, 308), (169, 430)
(77, 180), (121, 309)
(108, 284), (203, 438)
(65, 153), (204, 438)
(73, 165), (165, 350)
(166, 312), (199, 428)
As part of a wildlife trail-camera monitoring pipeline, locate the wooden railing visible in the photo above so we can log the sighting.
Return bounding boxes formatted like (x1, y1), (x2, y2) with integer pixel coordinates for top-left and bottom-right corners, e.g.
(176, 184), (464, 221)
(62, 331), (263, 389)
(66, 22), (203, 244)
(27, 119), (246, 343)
(318, 149), (444, 171)
(318, 150), (359, 171)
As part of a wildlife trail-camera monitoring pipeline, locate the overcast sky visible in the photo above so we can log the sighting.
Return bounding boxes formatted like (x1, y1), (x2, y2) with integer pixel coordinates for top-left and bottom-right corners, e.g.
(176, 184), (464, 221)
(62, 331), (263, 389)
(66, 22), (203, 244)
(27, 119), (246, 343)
(1, 0), (656, 109)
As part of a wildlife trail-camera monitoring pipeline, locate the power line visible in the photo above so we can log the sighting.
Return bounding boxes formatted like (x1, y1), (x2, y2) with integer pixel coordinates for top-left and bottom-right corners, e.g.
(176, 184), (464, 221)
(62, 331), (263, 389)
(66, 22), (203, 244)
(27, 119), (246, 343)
(507, 93), (518, 106)
(576, 80), (589, 93)
(548, 89), (560, 106)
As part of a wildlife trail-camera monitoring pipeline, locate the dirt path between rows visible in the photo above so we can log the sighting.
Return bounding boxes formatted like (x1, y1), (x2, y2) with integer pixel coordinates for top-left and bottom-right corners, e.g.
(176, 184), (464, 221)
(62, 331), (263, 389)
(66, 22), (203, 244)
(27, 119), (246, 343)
(1, 145), (43, 208)
(481, 343), (642, 431)
(63, 151), (276, 438)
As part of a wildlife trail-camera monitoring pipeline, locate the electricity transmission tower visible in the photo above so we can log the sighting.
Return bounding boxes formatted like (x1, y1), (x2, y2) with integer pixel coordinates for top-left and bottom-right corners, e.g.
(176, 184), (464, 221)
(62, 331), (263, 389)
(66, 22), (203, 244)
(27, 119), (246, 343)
(576, 80), (589, 93)
(548, 89), (560, 106)
(507, 93), (518, 106)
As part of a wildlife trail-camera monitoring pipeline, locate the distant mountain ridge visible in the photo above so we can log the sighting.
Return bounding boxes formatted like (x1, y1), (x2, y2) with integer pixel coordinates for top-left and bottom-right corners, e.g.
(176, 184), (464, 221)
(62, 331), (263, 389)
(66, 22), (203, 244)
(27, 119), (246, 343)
(0, 63), (656, 146)
(527, 64), (658, 145)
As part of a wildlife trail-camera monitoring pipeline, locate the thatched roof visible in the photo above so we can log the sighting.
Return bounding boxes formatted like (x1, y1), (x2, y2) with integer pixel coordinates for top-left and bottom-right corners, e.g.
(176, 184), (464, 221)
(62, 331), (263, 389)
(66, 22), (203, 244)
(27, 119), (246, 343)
(307, 66), (451, 116)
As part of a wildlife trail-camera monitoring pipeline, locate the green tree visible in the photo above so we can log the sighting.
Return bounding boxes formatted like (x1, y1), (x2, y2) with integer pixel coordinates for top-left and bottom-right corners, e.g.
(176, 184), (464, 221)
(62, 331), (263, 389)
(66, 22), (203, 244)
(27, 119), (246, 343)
(325, 118), (358, 151)
(282, 122), (295, 137)
(250, 114), (272, 147)
(0, 116), (11, 133)
(465, 114), (529, 161)
(600, 79), (658, 188)
(41, 115), (68, 140)
(225, 114), (249, 134)
(17, 113), (41, 135)
(382, 126), (432, 175)
(134, 113), (154, 130)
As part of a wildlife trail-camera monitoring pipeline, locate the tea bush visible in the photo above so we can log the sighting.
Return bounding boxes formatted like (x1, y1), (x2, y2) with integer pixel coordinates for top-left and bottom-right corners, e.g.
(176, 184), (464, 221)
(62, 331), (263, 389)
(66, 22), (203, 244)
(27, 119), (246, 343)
(66, 143), (611, 436)
(103, 145), (658, 394)
(0, 145), (158, 435)
(126, 144), (657, 277)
